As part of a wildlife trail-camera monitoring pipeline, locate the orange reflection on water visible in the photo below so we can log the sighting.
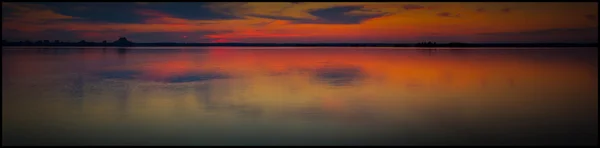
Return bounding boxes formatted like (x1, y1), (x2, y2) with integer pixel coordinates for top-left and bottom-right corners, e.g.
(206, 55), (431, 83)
(2, 47), (597, 145)
(78, 47), (595, 123)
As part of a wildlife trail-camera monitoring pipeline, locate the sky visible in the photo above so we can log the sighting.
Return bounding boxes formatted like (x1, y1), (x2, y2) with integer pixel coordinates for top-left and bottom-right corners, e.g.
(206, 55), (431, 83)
(2, 2), (598, 43)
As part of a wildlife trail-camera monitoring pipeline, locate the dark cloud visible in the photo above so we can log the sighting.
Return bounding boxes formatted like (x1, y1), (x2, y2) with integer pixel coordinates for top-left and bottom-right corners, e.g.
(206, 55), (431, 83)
(2, 3), (76, 23)
(2, 2), (52, 12)
(247, 14), (308, 21)
(292, 6), (388, 24)
(403, 4), (425, 10)
(143, 2), (241, 20)
(249, 6), (391, 24)
(15, 2), (240, 24)
(39, 2), (146, 23)
(437, 12), (460, 18)
(501, 8), (512, 13)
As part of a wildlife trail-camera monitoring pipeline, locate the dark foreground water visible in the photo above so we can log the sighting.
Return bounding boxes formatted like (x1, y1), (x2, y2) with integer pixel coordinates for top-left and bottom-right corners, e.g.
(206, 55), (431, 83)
(2, 47), (598, 146)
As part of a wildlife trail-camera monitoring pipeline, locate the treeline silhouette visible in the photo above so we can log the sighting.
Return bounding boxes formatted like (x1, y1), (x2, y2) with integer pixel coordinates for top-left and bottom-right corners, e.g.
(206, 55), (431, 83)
(414, 42), (472, 47)
(2, 37), (134, 47)
(2, 37), (597, 47)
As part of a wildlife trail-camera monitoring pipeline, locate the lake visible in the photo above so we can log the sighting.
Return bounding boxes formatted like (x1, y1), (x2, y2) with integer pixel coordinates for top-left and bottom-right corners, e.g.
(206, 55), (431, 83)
(2, 47), (598, 146)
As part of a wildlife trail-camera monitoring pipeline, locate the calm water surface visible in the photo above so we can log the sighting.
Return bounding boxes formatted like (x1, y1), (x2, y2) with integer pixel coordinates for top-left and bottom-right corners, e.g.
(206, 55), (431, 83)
(2, 47), (598, 145)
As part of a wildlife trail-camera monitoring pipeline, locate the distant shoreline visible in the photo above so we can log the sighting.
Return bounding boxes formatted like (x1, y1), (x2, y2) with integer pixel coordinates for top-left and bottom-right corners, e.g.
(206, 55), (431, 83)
(2, 43), (598, 48)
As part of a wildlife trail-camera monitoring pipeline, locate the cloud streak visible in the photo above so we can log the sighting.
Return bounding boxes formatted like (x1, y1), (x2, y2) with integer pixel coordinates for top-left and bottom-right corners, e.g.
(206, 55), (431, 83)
(437, 12), (460, 18)
(294, 6), (388, 24)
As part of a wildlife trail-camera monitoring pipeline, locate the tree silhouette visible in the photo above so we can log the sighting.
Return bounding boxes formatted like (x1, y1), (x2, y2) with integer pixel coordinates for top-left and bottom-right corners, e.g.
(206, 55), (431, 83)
(113, 37), (134, 46)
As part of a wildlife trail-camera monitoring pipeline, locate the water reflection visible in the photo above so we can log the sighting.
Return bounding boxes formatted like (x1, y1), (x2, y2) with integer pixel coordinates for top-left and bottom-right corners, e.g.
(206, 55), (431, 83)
(313, 65), (365, 86)
(167, 72), (229, 83)
(2, 47), (597, 145)
(117, 48), (128, 55)
(98, 70), (141, 80)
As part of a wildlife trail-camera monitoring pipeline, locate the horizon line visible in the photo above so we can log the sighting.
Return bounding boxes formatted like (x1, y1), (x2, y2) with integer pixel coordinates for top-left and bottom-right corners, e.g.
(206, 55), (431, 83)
(2, 40), (598, 44)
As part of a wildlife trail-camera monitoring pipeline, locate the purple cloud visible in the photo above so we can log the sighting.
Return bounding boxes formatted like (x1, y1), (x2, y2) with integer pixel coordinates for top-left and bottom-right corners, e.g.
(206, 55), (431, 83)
(501, 8), (512, 13)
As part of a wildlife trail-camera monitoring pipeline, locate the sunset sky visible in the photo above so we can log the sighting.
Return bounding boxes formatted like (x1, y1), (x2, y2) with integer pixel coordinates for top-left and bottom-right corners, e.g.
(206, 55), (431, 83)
(2, 2), (598, 43)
